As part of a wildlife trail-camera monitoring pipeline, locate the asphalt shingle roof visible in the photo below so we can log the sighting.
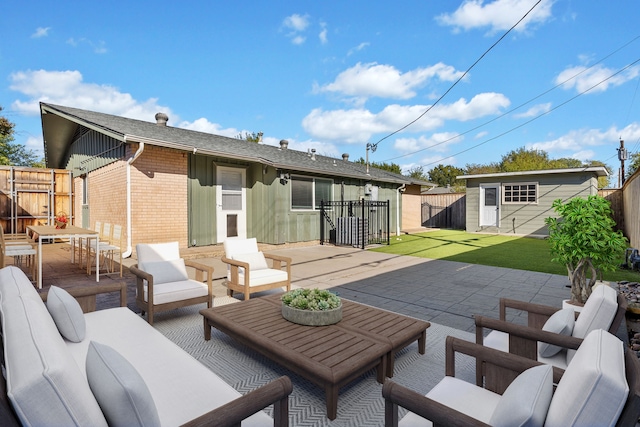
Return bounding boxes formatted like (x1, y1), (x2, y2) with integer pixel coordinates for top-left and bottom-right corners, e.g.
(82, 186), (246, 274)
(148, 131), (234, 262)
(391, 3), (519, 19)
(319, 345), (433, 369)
(41, 103), (431, 186)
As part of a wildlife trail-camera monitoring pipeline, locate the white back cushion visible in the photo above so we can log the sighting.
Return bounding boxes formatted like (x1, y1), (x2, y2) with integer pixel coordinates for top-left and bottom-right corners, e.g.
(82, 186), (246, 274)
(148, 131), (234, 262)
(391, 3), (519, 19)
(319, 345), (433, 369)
(545, 329), (628, 427)
(232, 252), (269, 271)
(568, 284), (618, 363)
(538, 308), (575, 358)
(141, 259), (189, 285)
(490, 364), (553, 427)
(0, 265), (40, 304)
(3, 297), (107, 426)
(137, 242), (181, 264)
(46, 286), (86, 343)
(224, 237), (259, 258)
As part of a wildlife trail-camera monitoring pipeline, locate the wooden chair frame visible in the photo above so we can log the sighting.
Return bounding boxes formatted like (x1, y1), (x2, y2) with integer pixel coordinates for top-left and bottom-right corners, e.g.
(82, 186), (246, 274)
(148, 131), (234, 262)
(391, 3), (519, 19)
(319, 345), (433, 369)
(222, 253), (292, 300)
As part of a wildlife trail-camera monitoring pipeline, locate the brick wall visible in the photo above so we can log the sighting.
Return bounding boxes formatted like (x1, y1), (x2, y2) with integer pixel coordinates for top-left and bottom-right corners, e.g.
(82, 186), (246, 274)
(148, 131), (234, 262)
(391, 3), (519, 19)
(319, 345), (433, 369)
(130, 144), (188, 248)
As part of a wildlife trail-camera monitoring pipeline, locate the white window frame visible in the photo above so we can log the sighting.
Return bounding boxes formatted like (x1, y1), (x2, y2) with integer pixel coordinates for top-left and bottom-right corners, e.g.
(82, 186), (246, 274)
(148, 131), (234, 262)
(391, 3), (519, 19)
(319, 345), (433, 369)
(502, 182), (538, 204)
(290, 176), (334, 211)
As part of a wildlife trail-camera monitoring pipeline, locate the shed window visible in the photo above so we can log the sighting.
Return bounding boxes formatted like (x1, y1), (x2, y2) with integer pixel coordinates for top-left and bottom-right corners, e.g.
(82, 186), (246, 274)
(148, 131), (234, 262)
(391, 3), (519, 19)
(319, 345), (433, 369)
(503, 182), (537, 204)
(291, 176), (333, 210)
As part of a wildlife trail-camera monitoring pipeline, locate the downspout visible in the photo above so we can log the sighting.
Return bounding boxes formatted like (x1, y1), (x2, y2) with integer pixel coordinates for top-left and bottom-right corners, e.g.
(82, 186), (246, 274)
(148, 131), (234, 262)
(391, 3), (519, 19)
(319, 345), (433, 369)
(122, 138), (145, 258)
(396, 183), (406, 236)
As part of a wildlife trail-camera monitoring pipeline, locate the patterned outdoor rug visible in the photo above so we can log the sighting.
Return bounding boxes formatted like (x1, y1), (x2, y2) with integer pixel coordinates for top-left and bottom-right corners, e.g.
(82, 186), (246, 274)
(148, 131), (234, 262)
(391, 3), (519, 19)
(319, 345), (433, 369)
(151, 301), (476, 427)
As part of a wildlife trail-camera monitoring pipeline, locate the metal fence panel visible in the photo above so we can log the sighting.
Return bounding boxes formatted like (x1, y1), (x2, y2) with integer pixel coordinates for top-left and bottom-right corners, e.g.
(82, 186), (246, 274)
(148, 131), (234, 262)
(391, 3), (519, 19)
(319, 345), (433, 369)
(320, 199), (389, 248)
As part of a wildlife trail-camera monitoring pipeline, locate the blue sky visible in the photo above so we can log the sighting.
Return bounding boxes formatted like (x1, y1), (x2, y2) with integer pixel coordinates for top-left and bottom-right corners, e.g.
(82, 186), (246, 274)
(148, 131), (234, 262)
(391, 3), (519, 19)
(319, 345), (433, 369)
(2, 1), (640, 182)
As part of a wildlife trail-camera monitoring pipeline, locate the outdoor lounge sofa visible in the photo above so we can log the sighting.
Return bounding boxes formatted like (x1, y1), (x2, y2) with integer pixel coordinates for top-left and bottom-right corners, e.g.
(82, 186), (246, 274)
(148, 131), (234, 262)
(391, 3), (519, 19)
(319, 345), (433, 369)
(0, 266), (292, 426)
(474, 283), (627, 373)
(382, 329), (640, 427)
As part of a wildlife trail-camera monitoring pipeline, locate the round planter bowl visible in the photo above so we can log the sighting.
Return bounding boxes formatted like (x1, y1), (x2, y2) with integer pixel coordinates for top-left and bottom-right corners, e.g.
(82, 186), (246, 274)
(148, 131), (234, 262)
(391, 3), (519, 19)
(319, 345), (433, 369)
(281, 303), (342, 326)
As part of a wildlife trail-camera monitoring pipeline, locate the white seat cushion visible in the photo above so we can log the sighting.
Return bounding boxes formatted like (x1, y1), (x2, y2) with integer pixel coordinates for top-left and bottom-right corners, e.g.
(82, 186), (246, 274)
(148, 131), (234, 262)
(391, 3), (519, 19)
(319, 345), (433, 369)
(399, 376), (501, 427)
(545, 329), (628, 427)
(239, 268), (288, 287)
(142, 279), (208, 305)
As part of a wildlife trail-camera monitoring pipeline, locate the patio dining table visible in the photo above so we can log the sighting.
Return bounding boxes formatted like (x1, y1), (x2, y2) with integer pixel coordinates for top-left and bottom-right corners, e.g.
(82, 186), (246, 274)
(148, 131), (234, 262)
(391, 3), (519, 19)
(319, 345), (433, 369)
(26, 225), (99, 289)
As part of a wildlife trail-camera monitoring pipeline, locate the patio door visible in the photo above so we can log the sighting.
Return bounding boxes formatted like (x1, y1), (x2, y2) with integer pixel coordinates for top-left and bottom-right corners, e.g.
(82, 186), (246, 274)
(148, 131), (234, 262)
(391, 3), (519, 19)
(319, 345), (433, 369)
(479, 183), (499, 227)
(216, 166), (246, 243)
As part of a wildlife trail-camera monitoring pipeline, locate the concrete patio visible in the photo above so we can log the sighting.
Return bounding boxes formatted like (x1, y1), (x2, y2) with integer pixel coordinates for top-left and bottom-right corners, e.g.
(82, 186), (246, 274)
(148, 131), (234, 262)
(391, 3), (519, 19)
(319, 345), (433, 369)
(27, 240), (571, 332)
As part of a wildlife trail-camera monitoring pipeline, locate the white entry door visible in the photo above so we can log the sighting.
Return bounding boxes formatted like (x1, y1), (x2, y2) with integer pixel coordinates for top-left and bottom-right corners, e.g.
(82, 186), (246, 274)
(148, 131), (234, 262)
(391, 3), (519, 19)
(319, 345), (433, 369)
(216, 167), (246, 243)
(479, 184), (499, 227)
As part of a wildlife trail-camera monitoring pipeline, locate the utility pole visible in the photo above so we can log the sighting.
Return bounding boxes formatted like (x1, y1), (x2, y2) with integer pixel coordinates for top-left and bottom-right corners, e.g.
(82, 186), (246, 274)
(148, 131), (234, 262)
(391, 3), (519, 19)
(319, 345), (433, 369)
(618, 138), (628, 187)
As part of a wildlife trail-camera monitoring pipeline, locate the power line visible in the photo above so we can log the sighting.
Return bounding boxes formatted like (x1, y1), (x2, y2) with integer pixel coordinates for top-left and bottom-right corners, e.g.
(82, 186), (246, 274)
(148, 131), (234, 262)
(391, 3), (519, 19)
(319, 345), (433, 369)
(383, 34), (640, 162)
(367, 0), (543, 152)
(412, 57), (640, 169)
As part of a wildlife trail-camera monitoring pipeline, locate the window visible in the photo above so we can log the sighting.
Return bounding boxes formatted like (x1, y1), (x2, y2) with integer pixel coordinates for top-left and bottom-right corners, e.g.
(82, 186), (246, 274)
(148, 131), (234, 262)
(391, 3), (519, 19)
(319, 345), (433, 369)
(503, 182), (537, 204)
(291, 176), (333, 210)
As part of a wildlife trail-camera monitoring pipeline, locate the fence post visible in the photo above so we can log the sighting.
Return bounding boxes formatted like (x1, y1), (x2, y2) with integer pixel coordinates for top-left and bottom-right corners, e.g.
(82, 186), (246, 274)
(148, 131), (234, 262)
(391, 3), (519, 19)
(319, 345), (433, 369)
(320, 200), (325, 245)
(387, 200), (390, 245)
(361, 198), (365, 250)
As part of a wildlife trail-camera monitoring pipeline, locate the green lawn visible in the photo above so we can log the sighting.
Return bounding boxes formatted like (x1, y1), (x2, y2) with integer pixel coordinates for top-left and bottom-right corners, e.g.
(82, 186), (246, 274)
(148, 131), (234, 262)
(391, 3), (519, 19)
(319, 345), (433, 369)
(370, 229), (640, 283)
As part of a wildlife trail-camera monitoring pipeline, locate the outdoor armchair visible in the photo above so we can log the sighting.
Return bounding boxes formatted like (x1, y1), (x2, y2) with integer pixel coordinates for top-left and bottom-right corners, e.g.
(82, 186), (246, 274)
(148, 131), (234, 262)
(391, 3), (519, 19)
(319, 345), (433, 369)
(382, 329), (640, 427)
(130, 242), (213, 325)
(222, 237), (291, 300)
(474, 284), (627, 371)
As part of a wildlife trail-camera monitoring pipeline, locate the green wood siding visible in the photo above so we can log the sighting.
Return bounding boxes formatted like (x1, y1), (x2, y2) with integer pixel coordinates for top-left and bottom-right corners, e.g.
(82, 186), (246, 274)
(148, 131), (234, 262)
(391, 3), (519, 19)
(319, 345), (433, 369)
(187, 154), (216, 246)
(465, 172), (599, 236)
(188, 154), (403, 245)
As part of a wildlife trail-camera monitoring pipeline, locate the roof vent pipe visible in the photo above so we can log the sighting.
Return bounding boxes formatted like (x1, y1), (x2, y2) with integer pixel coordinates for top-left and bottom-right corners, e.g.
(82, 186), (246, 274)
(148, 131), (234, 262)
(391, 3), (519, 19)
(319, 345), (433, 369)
(311, 148), (316, 161)
(155, 112), (169, 126)
(342, 153), (349, 161)
(279, 139), (289, 150)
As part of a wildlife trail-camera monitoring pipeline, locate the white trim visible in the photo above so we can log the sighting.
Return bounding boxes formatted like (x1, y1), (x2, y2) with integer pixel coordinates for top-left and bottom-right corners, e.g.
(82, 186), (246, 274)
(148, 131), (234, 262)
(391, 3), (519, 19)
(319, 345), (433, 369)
(458, 166), (608, 180)
(479, 183), (500, 227)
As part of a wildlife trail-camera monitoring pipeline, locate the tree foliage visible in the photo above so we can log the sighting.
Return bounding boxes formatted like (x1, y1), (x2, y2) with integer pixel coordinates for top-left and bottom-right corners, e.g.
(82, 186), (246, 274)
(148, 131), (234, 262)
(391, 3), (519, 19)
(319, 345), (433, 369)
(0, 106), (44, 167)
(427, 164), (464, 187)
(545, 195), (627, 303)
(236, 131), (263, 143)
(353, 157), (403, 175)
(407, 165), (428, 181)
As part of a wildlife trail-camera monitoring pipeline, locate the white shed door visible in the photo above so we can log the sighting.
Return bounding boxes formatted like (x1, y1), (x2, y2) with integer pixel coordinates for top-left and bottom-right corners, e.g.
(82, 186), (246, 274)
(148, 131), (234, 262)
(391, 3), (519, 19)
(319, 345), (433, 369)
(480, 184), (499, 227)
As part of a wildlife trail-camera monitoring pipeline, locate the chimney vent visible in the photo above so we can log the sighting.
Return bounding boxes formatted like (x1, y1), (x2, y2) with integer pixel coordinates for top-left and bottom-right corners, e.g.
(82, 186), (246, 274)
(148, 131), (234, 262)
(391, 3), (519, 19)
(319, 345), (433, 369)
(279, 139), (289, 150)
(311, 148), (316, 161)
(155, 112), (169, 126)
(342, 153), (349, 161)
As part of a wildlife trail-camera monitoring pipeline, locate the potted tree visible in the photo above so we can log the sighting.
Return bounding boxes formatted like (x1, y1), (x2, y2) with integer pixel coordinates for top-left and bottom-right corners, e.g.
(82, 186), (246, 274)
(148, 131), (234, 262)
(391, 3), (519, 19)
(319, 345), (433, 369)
(545, 195), (627, 305)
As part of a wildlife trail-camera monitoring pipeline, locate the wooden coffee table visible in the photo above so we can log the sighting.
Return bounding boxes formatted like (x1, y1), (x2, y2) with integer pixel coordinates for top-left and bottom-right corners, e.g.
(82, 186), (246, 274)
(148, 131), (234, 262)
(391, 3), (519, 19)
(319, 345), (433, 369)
(201, 294), (430, 420)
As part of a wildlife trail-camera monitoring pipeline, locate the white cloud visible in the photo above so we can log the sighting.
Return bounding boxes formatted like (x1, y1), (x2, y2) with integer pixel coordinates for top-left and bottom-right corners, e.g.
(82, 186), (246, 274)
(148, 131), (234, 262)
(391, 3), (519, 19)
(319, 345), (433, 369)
(394, 132), (463, 154)
(555, 63), (640, 94)
(302, 92), (510, 142)
(176, 118), (239, 137)
(513, 102), (551, 118)
(283, 13), (310, 44)
(317, 62), (465, 101)
(66, 37), (108, 54)
(9, 69), (175, 122)
(283, 14), (310, 32)
(31, 27), (51, 38)
(529, 123), (640, 161)
(319, 22), (328, 44)
(347, 42), (369, 56)
(436, 0), (555, 34)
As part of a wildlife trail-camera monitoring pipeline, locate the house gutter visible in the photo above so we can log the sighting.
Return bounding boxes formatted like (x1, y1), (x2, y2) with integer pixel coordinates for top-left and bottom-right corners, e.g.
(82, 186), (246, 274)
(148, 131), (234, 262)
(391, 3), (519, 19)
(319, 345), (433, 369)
(396, 184), (406, 236)
(122, 137), (145, 258)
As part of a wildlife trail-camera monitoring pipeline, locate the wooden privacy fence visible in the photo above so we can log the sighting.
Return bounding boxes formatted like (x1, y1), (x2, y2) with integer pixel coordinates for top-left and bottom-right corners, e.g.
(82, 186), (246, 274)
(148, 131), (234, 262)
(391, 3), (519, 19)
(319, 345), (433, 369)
(0, 167), (73, 234)
(421, 193), (466, 229)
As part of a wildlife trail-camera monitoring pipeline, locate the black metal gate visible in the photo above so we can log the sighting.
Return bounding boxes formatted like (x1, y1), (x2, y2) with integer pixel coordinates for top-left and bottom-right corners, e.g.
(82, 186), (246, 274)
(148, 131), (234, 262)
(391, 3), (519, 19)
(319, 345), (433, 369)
(320, 199), (390, 249)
